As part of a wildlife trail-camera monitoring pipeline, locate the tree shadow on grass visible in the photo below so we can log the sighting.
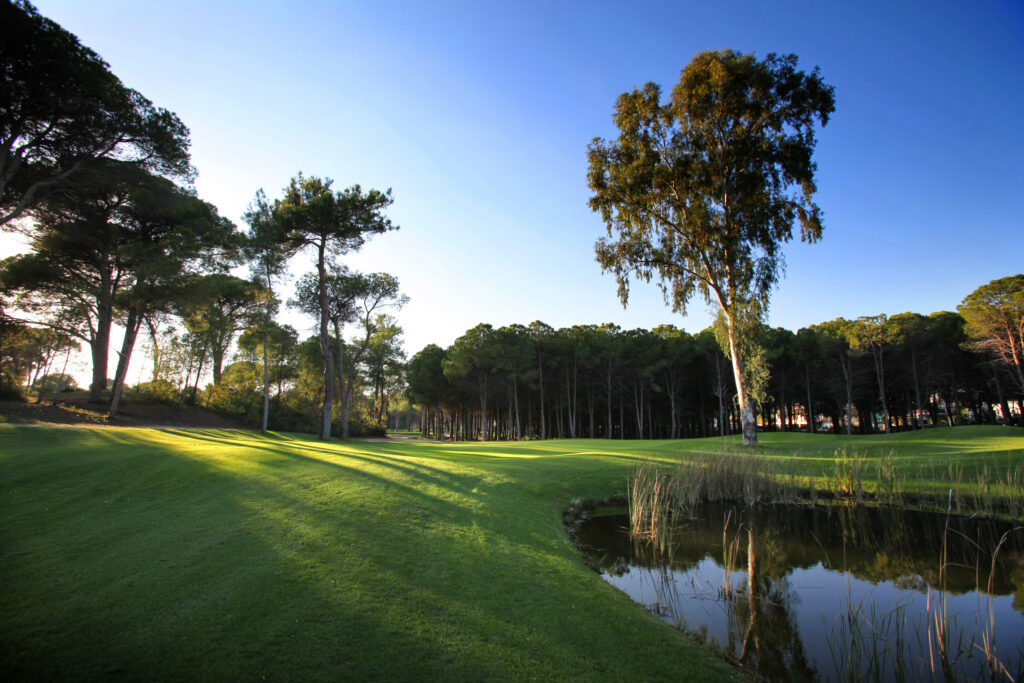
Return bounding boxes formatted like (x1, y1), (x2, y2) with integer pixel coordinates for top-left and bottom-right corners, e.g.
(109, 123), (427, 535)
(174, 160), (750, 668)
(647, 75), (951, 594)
(2, 427), (738, 681)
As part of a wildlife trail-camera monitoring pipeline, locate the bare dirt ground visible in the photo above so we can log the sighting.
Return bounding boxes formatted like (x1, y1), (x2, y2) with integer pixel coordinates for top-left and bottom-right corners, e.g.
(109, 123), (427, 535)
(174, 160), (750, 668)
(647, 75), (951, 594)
(0, 397), (247, 429)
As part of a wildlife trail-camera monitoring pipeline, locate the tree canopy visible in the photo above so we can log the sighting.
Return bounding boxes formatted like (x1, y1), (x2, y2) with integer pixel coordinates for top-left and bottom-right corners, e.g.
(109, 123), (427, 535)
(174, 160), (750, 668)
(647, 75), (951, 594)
(958, 274), (1024, 394)
(0, 162), (235, 402)
(1, 1), (192, 225)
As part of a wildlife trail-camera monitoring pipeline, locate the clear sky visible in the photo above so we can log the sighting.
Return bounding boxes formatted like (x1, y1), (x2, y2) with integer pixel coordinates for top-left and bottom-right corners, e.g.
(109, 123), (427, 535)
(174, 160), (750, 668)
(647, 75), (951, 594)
(12, 0), (1024, 369)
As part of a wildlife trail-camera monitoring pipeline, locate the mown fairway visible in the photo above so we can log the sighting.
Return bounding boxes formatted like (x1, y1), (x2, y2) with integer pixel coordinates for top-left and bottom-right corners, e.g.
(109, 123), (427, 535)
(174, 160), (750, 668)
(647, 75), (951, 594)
(2, 426), (1022, 681)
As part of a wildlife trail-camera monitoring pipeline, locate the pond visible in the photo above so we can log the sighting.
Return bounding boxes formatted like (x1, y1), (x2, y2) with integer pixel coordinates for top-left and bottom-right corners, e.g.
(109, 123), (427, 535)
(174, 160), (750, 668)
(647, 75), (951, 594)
(570, 503), (1024, 682)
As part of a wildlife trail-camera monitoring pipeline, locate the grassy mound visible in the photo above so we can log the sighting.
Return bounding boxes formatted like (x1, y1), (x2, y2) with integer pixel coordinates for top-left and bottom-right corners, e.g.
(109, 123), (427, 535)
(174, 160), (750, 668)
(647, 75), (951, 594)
(2, 426), (1021, 680)
(0, 391), (246, 429)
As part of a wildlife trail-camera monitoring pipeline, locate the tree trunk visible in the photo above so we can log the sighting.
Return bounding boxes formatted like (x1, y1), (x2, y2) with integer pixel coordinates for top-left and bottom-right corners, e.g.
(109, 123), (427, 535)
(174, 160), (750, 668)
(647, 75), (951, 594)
(840, 355), (853, 436)
(606, 363), (614, 439)
(182, 354), (194, 400)
(872, 346), (891, 434)
(667, 375), (678, 439)
(335, 320), (350, 439)
(52, 346), (72, 405)
(145, 316), (162, 383)
(587, 386), (595, 438)
(725, 320), (757, 446)
(989, 365), (1011, 425)
(211, 346), (225, 386)
(479, 374), (488, 442)
(32, 345), (56, 401)
(716, 385), (725, 437)
(566, 365), (576, 438)
(805, 363), (815, 433)
(261, 263), (275, 434)
(618, 390), (624, 439)
(633, 380), (643, 438)
(317, 241), (333, 441)
(90, 292), (113, 403)
(261, 320), (270, 434)
(109, 309), (143, 419)
(513, 376), (521, 440)
(909, 348), (923, 430)
(537, 352), (546, 440)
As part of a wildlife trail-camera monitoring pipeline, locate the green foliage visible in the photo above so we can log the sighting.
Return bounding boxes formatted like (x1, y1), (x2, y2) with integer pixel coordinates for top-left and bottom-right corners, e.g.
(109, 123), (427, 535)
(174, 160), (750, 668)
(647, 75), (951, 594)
(274, 173), (397, 261)
(588, 50), (834, 316)
(713, 303), (769, 406)
(202, 360), (261, 420)
(241, 188), (289, 291)
(0, 1), (192, 224)
(343, 410), (387, 438)
(362, 314), (406, 427)
(0, 318), (76, 393)
(2, 161), (236, 402)
(958, 274), (1024, 394)
(133, 379), (180, 405)
(236, 322), (298, 389)
(410, 301), (1008, 443)
(176, 273), (265, 384)
(406, 344), (448, 407)
(30, 372), (77, 393)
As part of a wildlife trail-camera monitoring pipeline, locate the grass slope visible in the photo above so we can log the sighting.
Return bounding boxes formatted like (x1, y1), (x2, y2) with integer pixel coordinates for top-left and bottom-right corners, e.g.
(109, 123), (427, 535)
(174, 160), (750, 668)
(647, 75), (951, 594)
(2, 426), (1022, 680)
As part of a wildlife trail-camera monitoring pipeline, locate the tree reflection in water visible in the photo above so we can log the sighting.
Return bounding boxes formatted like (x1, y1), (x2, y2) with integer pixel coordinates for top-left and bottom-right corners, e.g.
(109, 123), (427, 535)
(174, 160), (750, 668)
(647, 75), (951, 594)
(571, 503), (1024, 681)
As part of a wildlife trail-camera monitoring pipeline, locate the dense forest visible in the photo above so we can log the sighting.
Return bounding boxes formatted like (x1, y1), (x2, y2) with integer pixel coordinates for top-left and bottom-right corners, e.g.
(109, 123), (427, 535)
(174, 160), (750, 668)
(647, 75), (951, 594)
(406, 306), (1024, 441)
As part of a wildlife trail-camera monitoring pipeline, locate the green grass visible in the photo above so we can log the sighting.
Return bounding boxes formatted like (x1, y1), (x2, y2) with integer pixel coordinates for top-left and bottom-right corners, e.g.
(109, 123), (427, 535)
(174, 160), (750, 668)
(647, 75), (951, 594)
(1, 426), (1022, 680)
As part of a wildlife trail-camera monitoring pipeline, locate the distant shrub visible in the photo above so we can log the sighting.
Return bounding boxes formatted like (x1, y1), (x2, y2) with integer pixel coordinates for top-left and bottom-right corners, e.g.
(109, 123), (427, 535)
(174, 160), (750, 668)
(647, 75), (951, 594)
(344, 412), (387, 438)
(31, 373), (78, 394)
(134, 380), (181, 405)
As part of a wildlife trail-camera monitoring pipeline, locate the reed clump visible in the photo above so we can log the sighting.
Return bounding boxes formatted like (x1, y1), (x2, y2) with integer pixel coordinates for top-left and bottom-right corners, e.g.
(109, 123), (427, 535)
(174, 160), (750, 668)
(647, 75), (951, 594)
(628, 463), (679, 554)
(627, 448), (1024, 551)
(829, 448), (867, 501)
(628, 453), (798, 549)
(924, 458), (1024, 518)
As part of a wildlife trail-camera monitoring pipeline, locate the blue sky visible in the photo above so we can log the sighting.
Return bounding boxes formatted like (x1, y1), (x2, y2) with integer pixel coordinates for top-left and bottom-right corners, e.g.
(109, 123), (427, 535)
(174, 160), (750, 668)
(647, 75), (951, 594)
(17, 0), (1024, 361)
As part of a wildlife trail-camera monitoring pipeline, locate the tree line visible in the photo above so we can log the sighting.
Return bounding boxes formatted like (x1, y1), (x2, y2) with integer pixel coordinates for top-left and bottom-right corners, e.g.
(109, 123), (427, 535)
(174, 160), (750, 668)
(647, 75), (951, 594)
(406, 291), (1024, 442)
(0, 1), (406, 439)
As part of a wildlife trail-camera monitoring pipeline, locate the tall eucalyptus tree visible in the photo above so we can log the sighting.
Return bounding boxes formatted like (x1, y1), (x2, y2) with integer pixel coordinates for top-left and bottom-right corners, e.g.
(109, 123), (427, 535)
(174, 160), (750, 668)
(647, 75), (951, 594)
(588, 50), (834, 445)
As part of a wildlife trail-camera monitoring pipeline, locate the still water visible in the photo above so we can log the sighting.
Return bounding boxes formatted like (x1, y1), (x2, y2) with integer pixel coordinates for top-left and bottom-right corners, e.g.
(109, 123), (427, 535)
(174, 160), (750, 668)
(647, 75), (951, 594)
(570, 503), (1024, 682)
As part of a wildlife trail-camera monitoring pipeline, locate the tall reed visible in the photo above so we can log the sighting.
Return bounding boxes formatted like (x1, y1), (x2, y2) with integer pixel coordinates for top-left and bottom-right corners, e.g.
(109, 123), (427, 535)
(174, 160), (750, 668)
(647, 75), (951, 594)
(830, 449), (866, 501)
(628, 454), (800, 549)
(628, 462), (679, 554)
(824, 500), (1024, 682)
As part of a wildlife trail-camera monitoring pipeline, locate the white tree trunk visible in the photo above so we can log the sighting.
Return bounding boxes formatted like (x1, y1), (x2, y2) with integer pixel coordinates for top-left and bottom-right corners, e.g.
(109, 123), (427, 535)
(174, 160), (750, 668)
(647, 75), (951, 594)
(726, 321), (757, 446)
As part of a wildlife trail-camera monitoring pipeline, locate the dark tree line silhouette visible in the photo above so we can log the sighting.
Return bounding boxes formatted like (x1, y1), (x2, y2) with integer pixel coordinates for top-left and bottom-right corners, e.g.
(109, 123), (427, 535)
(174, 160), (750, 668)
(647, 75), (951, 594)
(407, 308), (1021, 442)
